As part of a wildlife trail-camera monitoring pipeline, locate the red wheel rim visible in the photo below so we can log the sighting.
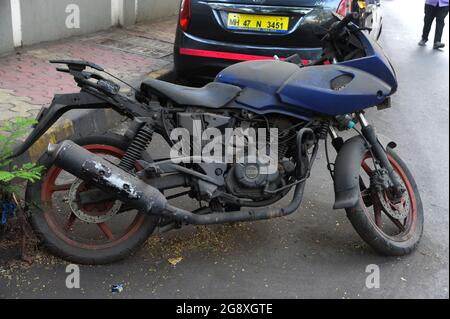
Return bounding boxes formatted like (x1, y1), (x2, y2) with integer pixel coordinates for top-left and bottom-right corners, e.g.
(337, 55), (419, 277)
(41, 144), (146, 250)
(360, 152), (417, 241)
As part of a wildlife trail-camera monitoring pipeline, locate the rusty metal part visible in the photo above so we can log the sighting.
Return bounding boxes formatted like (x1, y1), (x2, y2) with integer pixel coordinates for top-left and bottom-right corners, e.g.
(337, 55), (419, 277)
(378, 188), (410, 220)
(68, 179), (122, 224)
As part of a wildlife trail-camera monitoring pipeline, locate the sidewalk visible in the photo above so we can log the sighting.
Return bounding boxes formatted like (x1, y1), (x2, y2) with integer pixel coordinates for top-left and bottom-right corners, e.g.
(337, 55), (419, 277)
(0, 16), (177, 162)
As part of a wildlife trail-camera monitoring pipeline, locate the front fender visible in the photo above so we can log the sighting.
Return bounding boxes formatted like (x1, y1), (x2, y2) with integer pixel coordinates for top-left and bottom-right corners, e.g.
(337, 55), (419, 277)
(333, 135), (369, 210)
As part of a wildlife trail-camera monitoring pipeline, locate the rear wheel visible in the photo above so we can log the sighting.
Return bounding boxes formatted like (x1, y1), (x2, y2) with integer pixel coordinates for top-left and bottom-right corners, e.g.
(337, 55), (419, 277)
(346, 148), (424, 256)
(26, 133), (159, 265)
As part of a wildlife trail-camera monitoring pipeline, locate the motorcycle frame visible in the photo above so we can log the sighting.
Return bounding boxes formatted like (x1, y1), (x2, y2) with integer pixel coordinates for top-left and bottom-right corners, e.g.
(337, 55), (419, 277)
(12, 80), (399, 221)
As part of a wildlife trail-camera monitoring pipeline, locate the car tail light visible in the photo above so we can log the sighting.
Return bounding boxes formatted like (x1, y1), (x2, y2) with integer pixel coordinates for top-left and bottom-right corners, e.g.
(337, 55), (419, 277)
(179, 0), (191, 31)
(337, 0), (352, 17)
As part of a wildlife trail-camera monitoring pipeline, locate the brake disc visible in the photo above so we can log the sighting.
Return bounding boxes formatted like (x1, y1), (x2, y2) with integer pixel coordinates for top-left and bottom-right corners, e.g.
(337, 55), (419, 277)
(378, 178), (410, 220)
(68, 179), (122, 224)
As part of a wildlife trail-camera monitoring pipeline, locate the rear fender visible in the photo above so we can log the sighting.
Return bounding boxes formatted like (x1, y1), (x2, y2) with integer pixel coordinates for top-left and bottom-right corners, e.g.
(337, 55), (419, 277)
(333, 135), (369, 210)
(11, 92), (112, 159)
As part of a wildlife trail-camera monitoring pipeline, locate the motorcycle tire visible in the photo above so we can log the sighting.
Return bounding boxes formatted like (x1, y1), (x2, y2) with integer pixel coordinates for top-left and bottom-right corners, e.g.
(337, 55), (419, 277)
(346, 148), (424, 256)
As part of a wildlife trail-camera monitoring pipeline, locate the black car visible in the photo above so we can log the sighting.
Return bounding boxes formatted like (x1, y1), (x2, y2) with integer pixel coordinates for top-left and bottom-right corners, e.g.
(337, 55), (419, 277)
(174, 0), (382, 81)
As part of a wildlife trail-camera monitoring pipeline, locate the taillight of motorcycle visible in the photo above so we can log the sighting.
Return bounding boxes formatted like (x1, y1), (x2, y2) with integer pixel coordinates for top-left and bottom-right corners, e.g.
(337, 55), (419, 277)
(337, 0), (352, 17)
(179, 0), (191, 31)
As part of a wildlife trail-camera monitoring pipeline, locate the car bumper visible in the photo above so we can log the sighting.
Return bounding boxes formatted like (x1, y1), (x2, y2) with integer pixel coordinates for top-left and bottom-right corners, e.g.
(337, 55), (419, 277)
(174, 29), (323, 81)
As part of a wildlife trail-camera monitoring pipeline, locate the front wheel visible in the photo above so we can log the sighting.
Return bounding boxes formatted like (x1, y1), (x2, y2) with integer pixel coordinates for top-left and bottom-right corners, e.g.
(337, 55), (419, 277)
(346, 148), (424, 256)
(26, 133), (159, 265)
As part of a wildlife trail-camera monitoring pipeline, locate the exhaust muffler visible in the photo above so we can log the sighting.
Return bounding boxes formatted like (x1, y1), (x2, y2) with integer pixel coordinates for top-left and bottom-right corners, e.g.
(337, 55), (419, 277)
(47, 140), (167, 214)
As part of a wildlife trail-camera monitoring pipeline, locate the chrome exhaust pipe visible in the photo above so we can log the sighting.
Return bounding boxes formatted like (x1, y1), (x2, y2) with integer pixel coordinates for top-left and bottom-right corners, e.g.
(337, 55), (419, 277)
(47, 140), (167, 214)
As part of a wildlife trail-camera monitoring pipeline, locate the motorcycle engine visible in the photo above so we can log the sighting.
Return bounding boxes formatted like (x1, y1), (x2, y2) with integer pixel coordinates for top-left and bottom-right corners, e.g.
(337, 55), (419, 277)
(226, 163), (280, 200)
(169, 111), (297, 201)
(223, 117), (297, 201)
(225, 157), (283, 200)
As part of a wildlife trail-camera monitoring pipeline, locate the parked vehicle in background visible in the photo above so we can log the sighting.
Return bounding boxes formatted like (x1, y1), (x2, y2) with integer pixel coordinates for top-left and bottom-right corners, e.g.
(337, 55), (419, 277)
(174, 0), (383, 81)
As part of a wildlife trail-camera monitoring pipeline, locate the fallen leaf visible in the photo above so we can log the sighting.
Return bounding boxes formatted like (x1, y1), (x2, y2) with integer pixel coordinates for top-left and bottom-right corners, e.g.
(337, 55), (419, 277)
(168, 257), (183, 266)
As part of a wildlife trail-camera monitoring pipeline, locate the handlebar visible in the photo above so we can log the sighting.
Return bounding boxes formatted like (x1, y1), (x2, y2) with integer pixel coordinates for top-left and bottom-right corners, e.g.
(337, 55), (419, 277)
(329, 12), (360, 36)
(284, 12), (361, 67)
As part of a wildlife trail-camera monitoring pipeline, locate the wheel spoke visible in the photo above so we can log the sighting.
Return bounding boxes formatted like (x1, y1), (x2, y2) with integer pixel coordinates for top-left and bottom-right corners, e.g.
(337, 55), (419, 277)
(51, 183), (73, 192)
(383, 211), (406, 232)
(97, 222), (114, 240)
(361, 160), (373, 175)
(373, 202), (383, 227)
(64, 213), (77, 232)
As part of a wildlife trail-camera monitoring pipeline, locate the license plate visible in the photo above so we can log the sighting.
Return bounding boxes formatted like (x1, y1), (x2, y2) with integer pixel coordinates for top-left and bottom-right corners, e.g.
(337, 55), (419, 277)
(358, 1), (367, 9)
(227, 13), (290, 33)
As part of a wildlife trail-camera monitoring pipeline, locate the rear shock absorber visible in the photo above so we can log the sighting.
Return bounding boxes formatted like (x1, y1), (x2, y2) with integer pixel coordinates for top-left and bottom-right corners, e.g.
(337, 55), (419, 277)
(119, 124), (154, 171)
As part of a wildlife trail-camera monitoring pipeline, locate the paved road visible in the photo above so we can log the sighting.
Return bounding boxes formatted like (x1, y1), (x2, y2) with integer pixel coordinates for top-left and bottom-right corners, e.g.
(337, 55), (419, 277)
(1, 0), (448, 299)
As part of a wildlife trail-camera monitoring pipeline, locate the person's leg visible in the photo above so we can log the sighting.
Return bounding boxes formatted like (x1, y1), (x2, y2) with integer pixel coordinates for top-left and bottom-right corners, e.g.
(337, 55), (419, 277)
(421, 4), (436, 44)
(433, 5), (449, 46)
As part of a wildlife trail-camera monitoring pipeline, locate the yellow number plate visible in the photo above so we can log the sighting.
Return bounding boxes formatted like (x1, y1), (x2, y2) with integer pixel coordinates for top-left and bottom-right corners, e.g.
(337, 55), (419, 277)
(358, 1), (367, 9)
(227, 13), (290, 33)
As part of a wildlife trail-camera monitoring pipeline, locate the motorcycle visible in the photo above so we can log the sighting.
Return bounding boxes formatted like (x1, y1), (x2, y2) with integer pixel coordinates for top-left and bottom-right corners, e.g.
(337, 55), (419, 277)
(12, 13), (423, 264)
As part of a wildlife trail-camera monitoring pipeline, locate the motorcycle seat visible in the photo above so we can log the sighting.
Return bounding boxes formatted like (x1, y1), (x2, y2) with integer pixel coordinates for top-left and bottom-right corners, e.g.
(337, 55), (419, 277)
(140, 79), (242, 108)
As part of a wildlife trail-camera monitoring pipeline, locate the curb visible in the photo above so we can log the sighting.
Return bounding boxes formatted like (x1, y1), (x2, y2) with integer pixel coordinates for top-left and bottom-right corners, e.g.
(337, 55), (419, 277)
(12, 65), (175, 166)
(148, 63), (175, 81)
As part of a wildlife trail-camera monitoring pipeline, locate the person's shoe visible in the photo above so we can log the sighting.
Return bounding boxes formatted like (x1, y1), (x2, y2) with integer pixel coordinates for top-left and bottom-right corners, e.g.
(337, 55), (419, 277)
(418, 39), (427, 46)
(433, 42), (445, 49)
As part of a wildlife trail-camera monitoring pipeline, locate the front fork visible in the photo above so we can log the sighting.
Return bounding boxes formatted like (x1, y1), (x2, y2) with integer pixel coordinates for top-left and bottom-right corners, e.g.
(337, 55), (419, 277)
(330, 113), (405, 199)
